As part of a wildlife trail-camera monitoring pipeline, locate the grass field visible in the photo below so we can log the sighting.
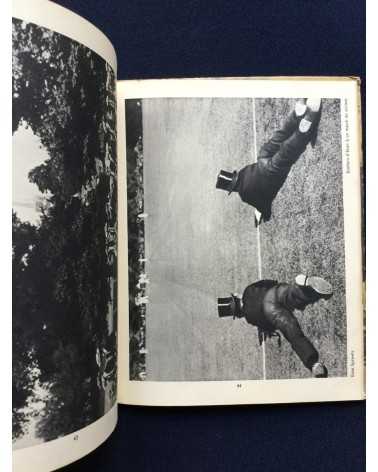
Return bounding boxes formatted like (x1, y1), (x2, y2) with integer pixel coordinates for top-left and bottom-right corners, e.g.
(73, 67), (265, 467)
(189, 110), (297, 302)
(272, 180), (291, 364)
(255, 98), (346, 379)
(140, 97), (346, 381)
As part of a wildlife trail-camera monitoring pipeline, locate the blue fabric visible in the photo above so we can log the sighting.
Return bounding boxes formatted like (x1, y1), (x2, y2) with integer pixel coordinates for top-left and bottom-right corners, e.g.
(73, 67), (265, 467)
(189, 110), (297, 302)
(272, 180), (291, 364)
(66, 403), (365, 472)
(54, 0), (365, 81)
(52, 1), (365, 471)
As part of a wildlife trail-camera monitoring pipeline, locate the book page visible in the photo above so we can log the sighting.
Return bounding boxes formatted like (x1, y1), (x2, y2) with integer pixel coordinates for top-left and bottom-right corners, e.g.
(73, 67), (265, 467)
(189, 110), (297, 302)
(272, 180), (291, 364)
(12, 1), (117, 470)
(117, 78), (364, 406)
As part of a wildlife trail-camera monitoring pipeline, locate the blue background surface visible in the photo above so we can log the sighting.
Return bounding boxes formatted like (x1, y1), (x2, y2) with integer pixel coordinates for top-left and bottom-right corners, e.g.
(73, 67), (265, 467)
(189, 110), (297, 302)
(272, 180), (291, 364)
(52, 1), (365, 470)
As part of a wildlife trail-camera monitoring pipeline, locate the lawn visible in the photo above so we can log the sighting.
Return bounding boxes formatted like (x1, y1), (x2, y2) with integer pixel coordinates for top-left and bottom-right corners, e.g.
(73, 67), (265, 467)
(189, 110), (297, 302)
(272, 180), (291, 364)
(138, 97), (346, 380)
(256, 98), (346, 378)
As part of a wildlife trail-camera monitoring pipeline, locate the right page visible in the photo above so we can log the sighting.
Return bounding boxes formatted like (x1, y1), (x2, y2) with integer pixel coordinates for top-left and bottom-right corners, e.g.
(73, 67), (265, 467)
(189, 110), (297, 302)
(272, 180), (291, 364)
(117, 78), (364, 406)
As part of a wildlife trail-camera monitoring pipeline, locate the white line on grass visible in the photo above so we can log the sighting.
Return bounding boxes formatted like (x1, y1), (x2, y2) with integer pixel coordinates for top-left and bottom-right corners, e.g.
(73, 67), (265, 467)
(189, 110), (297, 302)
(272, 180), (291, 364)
(252, 98), (267, 381)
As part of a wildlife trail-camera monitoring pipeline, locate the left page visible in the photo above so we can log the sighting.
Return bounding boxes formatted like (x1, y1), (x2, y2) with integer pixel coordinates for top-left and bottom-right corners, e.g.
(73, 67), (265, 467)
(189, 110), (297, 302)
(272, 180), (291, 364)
(12, 1), (117, 470)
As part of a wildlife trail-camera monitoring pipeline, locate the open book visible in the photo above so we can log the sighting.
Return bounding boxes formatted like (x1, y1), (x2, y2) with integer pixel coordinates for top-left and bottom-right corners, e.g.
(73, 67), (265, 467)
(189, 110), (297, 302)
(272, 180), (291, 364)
(12, 1), (365, 470)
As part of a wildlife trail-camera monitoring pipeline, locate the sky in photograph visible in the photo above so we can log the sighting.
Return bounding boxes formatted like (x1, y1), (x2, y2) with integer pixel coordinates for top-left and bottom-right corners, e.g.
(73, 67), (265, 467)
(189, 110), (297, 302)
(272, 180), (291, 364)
(12, 123), (50, 225)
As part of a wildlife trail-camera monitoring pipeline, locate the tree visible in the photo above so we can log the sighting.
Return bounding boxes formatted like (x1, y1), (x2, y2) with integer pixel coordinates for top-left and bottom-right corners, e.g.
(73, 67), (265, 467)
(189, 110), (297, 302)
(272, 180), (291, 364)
(12, 212), (38, 438)
(12, 18), (117, 442)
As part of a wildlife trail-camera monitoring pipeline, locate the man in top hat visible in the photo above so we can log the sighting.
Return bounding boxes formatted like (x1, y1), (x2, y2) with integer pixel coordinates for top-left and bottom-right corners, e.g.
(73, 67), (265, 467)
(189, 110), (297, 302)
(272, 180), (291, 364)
(217, 274), (333, 377)
(216, 98), (322, 224)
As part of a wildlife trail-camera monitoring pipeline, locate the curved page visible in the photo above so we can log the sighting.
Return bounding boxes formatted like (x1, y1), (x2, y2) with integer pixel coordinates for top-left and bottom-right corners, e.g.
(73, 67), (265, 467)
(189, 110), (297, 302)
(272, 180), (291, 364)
(12, 1), (117, 470)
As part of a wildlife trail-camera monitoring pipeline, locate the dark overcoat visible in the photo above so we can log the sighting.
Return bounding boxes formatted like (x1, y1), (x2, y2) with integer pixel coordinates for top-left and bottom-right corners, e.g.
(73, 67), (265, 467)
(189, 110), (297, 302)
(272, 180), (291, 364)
(241, 280), (320, 371)
(236, 161), (287, 221)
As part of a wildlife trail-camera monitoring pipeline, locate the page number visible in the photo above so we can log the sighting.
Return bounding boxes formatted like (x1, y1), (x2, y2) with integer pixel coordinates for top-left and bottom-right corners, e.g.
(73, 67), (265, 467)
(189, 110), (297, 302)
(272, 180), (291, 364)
(73, 435), (79, 441)
(236, 383), (242, 388)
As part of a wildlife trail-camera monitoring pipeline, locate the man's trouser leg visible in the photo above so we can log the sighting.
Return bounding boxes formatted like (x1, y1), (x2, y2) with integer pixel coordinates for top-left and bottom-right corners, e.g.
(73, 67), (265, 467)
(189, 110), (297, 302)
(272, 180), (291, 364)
(258, 110), (299, 160)
(263, 298), (319, 371)
(261, 129), (312, 179)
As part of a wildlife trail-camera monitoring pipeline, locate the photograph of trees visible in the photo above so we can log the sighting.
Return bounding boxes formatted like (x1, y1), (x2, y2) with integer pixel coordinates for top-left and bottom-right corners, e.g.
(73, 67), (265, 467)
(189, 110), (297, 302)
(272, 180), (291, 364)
(12, 19), (117, 447)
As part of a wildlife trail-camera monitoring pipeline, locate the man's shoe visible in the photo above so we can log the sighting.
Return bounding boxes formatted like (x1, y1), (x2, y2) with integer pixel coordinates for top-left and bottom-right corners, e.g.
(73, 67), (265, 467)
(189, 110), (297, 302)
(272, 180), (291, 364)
(294, 98), (307, 118)
(295, 274), (333, 298)
(306, 97), (322, 112)
(312, 361), (328, 378)
(298, 98), (322, 147)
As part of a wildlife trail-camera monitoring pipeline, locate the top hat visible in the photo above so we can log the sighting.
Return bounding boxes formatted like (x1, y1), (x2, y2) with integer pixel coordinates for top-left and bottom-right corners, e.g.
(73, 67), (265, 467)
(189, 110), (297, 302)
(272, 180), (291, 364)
(217, 295), (242, 319)
(216, 170), (238, 194)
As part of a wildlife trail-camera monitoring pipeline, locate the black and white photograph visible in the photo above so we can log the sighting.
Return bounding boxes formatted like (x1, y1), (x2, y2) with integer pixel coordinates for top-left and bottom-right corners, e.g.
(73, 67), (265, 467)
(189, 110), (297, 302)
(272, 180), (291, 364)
(12, 18), (117, 448)
(126, 95), (347, 382)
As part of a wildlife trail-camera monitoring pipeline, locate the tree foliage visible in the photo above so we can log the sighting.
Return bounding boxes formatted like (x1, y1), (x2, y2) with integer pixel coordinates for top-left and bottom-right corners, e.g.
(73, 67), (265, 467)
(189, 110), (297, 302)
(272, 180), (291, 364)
(12, 19), (117, 442)
(125, 100), (147, 380)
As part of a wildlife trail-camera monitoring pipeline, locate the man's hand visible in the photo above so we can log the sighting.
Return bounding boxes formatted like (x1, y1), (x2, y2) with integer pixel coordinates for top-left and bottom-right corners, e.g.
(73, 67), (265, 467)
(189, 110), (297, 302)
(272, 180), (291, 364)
(254, 209), (263, 227)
